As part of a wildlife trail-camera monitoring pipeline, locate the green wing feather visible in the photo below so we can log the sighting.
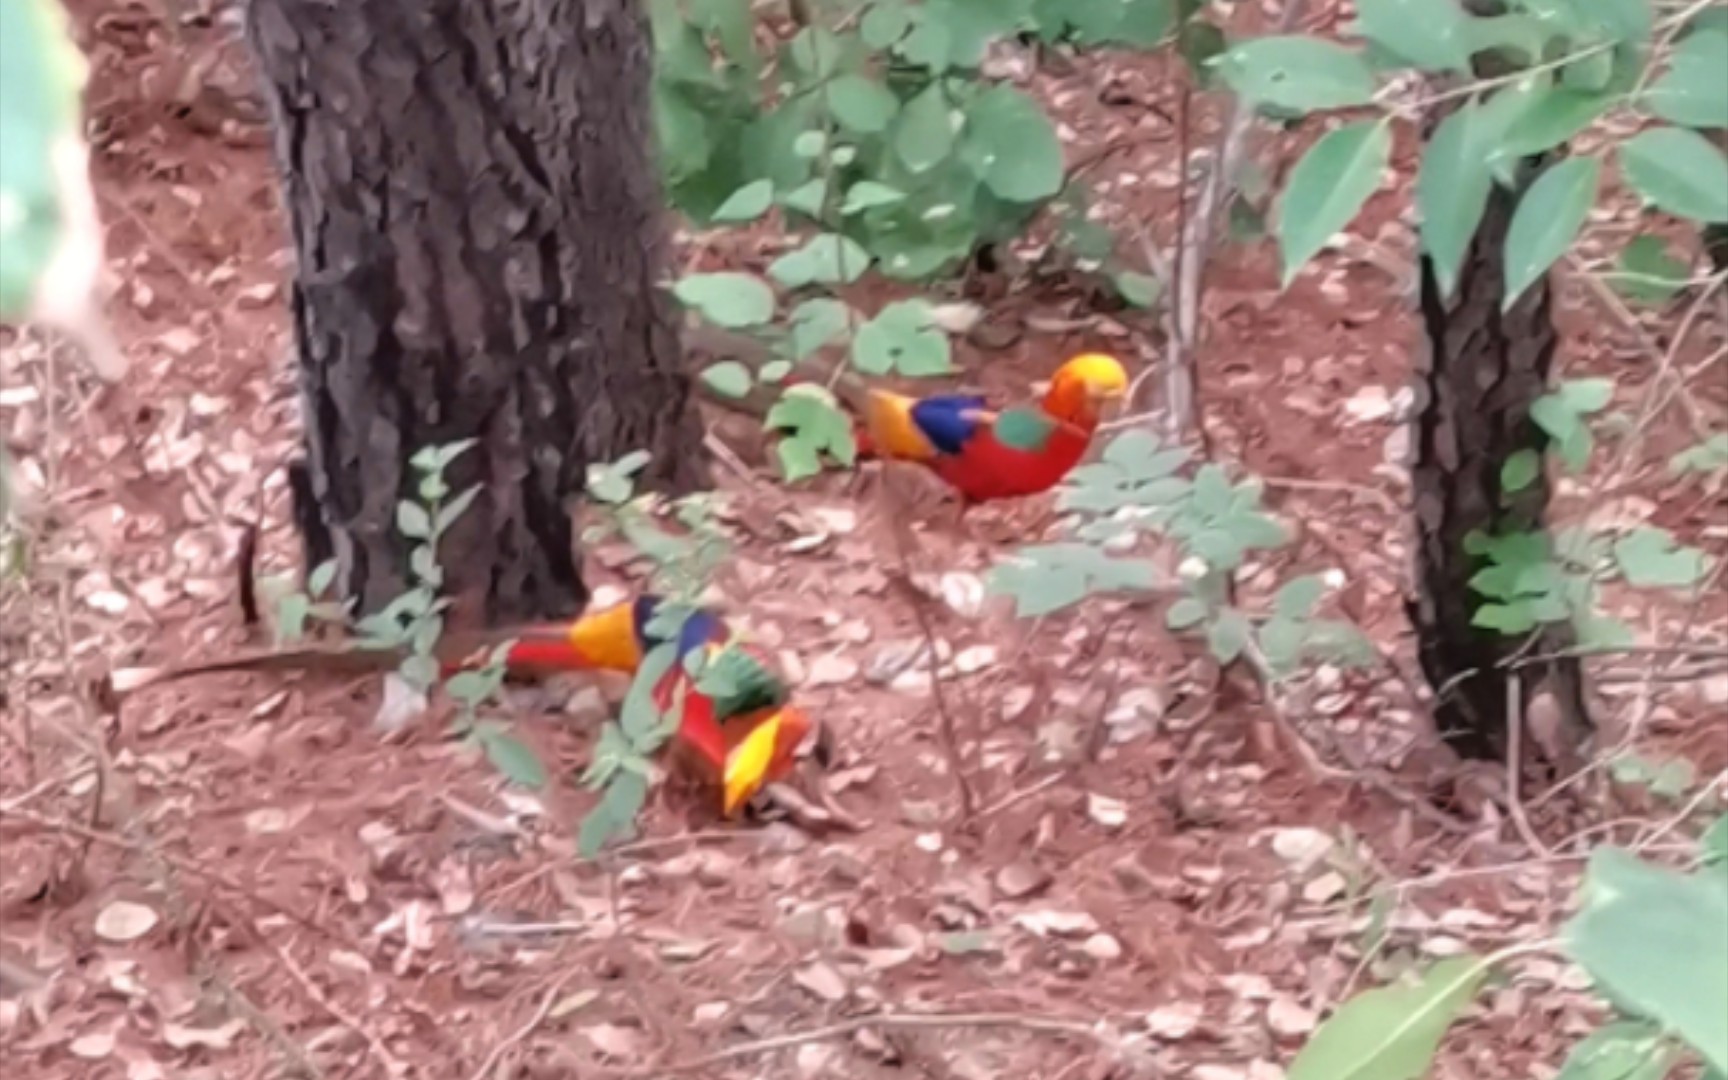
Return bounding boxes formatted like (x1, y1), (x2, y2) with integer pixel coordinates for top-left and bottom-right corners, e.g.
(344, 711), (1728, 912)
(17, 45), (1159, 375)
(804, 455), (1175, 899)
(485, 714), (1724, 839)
(991, 406), (1060, 452)
(699, 644), (790, 721)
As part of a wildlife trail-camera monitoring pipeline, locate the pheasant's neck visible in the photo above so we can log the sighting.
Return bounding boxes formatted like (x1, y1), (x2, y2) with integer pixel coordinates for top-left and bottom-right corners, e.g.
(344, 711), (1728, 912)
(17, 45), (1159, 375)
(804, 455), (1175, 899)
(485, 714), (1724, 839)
(1041, 384), (1100, 431)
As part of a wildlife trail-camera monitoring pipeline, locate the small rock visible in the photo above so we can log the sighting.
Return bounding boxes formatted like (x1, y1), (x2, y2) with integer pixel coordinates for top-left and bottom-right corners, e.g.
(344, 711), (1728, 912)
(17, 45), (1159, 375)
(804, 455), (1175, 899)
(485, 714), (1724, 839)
(155, 327), (201, 358)
(952, 644), (997, 674)
(1087, 792), (1128, 829)
(993, 862), (1052, 901)
(1145, 1001), (1203, 1039)
(692, 1002), (729, 1026)
(794, 961), (849, 1003)
(806, 653), (859, 687)
(1081, 932), (1123, 961)
(1269, 828), (1334, 871)
(1013, 909), (1098, 938)
(95, 901), (159, 943)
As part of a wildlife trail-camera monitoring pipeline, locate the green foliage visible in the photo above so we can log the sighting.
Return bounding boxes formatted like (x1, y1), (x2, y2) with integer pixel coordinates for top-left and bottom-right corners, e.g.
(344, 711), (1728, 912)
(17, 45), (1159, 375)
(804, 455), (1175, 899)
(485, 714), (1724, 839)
(1350, 0), (1474, 74)
(674, 272), (777, 328)
(0, 0), (85, 318)
(852, 299), (953, 375)
(1530, 377), (1614, 470)
(991, 430), (1374, 676)
(1277, 120), (1391, 286)
(1610, 752), (1698, 801)
(1670, 434), (1728, 478)
(1608, 235), (1689, 306)
(1288, 954), (1489, 1080)
(1644, 26), (1728, 129)
(766, 383), (858, 482)
(1555, 1020), (1675, 1080)
(1565, 847), (1728, 1073)
(1503, 155), (1598, 311)
(1611, 526), (1711, 589)
(1618, 126), (1728, 224)
(1214, 36), (1378, 113)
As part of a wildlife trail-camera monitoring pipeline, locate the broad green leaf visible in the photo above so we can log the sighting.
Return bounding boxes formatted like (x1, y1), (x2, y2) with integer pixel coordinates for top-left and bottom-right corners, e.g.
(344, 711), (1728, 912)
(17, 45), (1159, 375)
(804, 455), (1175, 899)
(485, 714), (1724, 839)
(674, 271), (777, 328)
(766, 384), (856, 474)
(789, 25), (844, 77)
(861, 1), (913, 47)
(1474, 601), (1539, 634)
(1609, 235), (1689, 305)
(711, 179), (774, 223)
(920, 0), (1035, 67)
(852, 299), (952, 376)
(1500, 449), (1542, 493)
(1166, 595), (1208, 630)
(1113, 270), (1162, 308)
(777, 434), (823, 482)
(480, 728), (547, 788)
(1503, 155), (1598, 311)
(827, 74), (900, 134)
(987, 543), (1156, 618)
(578, 770), (650, 857)
(841, 180), (907, 214)
(1671, 433), (1728, 476)
(1557, 377), (1613, 413)
(1620, 127), (1728, 224)
(1418, 103), (1493, 300)
(0, 0), (92, 319)
(396, 500), (432, 540)
(1612, 526), (1709, 588)
(894, 83), (956, 173)
(1496, 87), (1609, 160)
(961, 86), (1064, 202)
(780, 178), (827, 217)
(1564, 847), (1728, 1073)
(768, 233), (872, 287)
(1555, 1021), (1673, 1080)
(1645, 28), (1728, 129)
(1178, 19), (1228, 83)
(1277, 120), (1391, 287)
(1257, 615), (1307, 673)
(700, 360), (753, 399)
(897, 16), (955, 68)
(789, 297), (851, 358)
(1214, 36), (1378, 113)
(1274, 575), (1326, 619)
(1702, 814), (1728, 866)
(1352, 0), (1472, 72)
(1288, 955), (1490, 1080)
(1207, 609), (1251, 663)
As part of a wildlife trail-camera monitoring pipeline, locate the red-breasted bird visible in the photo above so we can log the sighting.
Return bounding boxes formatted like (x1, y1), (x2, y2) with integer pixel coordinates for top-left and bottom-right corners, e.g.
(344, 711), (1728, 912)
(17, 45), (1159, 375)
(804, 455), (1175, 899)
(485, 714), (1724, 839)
(105, 594), (810, 816)
(843, 352), (1128, 508)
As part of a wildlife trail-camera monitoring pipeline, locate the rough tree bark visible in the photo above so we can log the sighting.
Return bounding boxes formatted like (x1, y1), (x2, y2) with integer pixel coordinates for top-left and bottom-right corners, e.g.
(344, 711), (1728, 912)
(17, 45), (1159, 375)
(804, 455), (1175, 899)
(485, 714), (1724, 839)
(245, 0), (707, 624)
(1408, 161), (1590, 763)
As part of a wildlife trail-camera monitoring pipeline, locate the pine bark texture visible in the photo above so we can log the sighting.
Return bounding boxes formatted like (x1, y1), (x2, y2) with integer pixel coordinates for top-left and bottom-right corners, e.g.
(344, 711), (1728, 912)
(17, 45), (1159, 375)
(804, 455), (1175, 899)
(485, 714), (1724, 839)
(1409, 163), (1589, 763)
(246, 0), (706, 624)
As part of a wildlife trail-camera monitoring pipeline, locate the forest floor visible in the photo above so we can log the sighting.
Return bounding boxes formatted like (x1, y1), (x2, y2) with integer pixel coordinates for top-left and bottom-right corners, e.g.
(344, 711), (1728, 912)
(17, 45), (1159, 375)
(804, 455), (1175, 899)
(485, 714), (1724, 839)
(2, 3), (1725, 1079)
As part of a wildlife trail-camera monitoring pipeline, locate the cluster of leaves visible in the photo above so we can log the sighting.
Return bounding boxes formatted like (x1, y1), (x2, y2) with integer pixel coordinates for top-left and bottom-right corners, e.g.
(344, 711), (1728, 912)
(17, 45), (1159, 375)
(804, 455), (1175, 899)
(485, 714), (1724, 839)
(273, 442), (547, 788)
(656, 0), (1214, 480)
(1212, 0), (1726, 302)
(575, 453), (744, 856)
(1288, 818), (1728, 1079)
(987, 429), (1375, 676)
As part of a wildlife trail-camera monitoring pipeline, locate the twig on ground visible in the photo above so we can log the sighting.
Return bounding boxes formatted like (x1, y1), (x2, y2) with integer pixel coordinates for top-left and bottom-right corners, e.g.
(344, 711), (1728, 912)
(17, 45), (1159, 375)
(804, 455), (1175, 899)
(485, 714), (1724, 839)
(601, 1010), (1107, 1077)
(270, 935), (407, 1077)
(466, 964), (589, 1080)
(1504, 672), (1553, 858)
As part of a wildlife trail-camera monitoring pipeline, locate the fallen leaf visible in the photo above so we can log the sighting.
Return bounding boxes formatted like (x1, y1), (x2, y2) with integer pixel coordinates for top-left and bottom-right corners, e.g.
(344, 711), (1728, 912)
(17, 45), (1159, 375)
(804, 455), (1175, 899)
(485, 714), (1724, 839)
(548, 989), (599, 1020)
(162, 1018), (246, 1050)
(1269, 828), (1334, 872)
(1145, 1001), (1204, 1039)
(806, 653), (859, 687)
(1087, 792), (1128, 829)
(70, 1030), (116, 1059)
(994, 862), (1052, 901)
(582, 1022), (642, 1060)
(1013, 910), (1099, 938)
(793, 961), (849, 1003)
(1081, 932), (1123, 961)
(95, 901), (159, 943)
(1265, 995), (1317, 1037)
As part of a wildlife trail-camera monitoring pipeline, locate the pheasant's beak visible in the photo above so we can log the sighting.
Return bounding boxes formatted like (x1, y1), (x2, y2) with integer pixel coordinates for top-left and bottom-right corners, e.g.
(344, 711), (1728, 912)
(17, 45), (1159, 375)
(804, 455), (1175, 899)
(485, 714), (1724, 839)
(721, 713), (783, 817)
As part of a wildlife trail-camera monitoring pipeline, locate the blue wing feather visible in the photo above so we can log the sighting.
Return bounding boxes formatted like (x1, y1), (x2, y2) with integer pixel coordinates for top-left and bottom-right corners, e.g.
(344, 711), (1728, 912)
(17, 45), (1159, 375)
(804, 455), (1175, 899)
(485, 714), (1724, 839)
(909, 394), (989, 456)
(633, 595), (725, 656)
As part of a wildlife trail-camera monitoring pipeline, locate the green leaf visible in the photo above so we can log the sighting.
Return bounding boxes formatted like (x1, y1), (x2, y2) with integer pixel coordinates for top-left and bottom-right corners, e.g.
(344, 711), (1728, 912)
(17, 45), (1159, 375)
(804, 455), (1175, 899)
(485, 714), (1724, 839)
(852, 299), (952, 376)
(1258, 615), (1307, 674)
(1610, 235), (1689, 306)
(987, 543), (1156, 618)
(897, 15), (955, 68)
(1564, 847), (1728, 1073)
(1555, 1020), (1673, 1080)
(1112, 270), (1162, 308)
(274, 592), (311, 645)
(1503, 155), (1598, 311)
(308, 560), (338, 598)
(1671, 433), (1728, 476)
(1474, 601), (1538, 634)
(1702, 814), (1728, 866)
(1274, 575), (1326, 619)
(894, 83), (955, 173)
(1178, 19), (1228, 83)
(767, 384), (857, 477)
(1287, 955), (1490, 1080)
(768, 233), (872, 287)
(1207, 608), (1252, 663)
(480, 729), (547, 787)
(1417, 103), (1494, 300)
(0, 0), (91, 320)
(1351, 0), (1472, 72)
(396, 500), (432, 540)
(1645, 29), (1728, 129)
(827, 74), (900, 134)
(1620, 127), (1728, 224)
(1500, 448), (1542, 493)
(578, 770), (651, 857)
(1496, 87), (1610, 160)
(789, 25), (844, 77)
(1557, 378), (1613, 413)
(1612, 526), (1709, 588)
(700, 360), (754, 399)
(789, 297), (852, 358)
(1215, 36), (1378, 113)
(780, 178), (827, 217)
(1277, 120), (1391, 287)
(861, 1), (913, 47)
(674, 271), (777, 328)
(960, 86), (1064, 202)
(711, 179), (774, 223)
(841, 180), (907, 214)
(1166, 595), (1209, 630)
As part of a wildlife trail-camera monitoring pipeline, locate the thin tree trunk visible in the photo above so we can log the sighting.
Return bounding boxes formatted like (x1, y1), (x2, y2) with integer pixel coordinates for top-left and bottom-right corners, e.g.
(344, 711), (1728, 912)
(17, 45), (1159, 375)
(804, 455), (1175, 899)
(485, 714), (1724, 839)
(246, 0), (706, 625)
(1408, 163), (1590, 763)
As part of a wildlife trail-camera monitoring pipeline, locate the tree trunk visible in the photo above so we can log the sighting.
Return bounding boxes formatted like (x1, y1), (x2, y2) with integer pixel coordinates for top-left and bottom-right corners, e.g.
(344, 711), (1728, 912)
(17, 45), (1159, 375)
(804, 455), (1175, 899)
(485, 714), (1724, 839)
(245, 0), (707, 625)
(1408, 164), (1589, 763)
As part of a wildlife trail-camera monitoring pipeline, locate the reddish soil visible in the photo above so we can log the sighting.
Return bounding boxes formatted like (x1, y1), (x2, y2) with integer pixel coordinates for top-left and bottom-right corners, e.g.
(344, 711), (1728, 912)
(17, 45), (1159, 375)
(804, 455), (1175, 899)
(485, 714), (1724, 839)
(2, 4), (1723, 1080)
